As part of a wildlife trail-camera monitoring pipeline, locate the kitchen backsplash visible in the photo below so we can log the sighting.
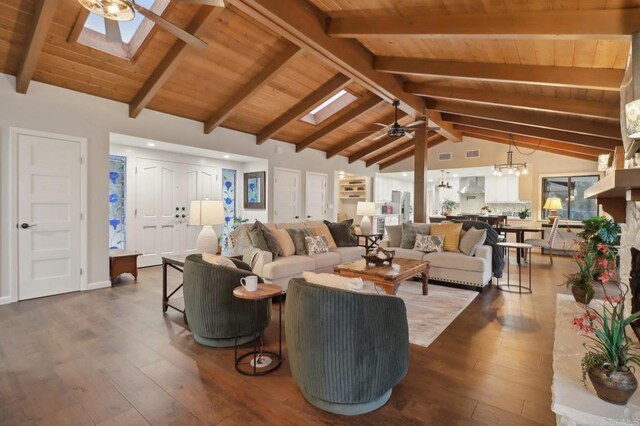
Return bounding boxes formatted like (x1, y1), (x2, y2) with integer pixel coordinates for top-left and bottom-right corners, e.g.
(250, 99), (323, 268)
(441, 201), (532, 217)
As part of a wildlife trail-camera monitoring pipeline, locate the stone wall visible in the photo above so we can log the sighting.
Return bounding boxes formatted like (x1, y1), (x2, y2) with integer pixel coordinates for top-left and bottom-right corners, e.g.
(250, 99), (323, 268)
(620, 201), (640, 287)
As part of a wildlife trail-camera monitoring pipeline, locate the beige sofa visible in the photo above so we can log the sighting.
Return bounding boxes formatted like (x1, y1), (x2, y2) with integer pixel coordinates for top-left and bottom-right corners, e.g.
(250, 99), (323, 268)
(233, 221), (365, 292)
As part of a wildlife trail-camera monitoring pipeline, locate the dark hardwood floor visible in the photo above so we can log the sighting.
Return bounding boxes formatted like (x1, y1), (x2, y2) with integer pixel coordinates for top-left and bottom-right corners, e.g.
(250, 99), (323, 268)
(0, 253), (581, 425)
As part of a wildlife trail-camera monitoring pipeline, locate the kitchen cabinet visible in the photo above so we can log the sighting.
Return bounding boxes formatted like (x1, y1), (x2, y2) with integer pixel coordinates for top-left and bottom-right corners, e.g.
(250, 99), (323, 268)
(485, 175), (519, 202)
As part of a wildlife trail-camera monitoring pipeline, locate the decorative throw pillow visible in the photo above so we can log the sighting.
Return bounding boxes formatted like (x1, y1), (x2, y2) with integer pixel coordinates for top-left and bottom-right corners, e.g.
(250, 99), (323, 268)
(251, 221), (281, 259)
(286, 227), (313, 255)
(323, 220), (357, 247)
(400, 222), (430, 249)
(311, 224), (337, 249)
(385, 224), (402, 248)
(414, 234), (444, 253)
(302, 271), (364, 292)
(305, 235), (329, 255)
(459, 227), (487, 256)
(202, 253), (237, 268)
(271, 228), (295, 257)
(229, 224), (253, 252)
(430, 222), (463, 252)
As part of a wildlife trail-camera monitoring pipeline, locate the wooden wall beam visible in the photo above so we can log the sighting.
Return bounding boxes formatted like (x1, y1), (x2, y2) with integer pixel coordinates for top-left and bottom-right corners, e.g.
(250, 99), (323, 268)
(256, 74), (350, 144)
(16, 0), (60, 94)
(204, 44), (302, 134)
(295, 96), (384, 152)
(326, 8), (640, 40)
(130, 7), (217, 118)
(376, 57), (623, 91)
(406, 83), (619, 121)
(427, 99), (621, 140)
(443, 114), (618, 150)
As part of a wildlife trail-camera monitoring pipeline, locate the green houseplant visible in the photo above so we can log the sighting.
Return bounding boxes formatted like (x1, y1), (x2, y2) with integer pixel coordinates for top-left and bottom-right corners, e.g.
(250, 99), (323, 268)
(441, 199), (456, 216)
(578, 216), (620, 281)
(518, 208), (530, 219)
(573, 282), (640, 405)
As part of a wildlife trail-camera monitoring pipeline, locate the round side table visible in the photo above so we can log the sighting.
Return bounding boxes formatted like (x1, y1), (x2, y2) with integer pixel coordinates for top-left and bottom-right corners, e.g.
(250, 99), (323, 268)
(233, 283), (283, 376)
(497, 242), (533, 294)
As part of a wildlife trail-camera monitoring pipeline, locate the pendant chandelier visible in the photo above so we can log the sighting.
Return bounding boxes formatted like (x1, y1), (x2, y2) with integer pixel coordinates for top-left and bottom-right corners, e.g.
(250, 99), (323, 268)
(492, 138), (528, 177)
(437, 170), (452, 189)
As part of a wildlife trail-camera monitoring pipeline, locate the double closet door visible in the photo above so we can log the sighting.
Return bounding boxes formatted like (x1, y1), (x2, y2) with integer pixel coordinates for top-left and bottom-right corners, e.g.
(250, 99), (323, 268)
(136, 158), (220, 267)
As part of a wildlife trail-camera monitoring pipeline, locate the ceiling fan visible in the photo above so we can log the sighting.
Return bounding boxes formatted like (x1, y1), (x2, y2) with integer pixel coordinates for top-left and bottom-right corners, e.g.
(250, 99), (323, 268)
(78, 0), (225, 49)
(355, 100), (440, 140)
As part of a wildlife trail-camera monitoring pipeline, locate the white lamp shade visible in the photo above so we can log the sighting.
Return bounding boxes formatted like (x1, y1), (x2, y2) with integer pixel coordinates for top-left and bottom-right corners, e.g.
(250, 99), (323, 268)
(356, 201), (376, 216)
(189, 200), (225, 226)
(543, 197), (563, 211)
(626, 99), (640, 139)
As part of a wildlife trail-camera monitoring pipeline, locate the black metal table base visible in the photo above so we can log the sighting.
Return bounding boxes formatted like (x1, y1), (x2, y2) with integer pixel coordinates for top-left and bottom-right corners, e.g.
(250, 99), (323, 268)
(497, 246), (533, 294)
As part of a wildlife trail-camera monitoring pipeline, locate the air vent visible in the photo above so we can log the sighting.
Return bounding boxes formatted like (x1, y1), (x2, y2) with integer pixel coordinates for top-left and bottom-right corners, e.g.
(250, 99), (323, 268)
(438, 152), (452, 161)
(466, 150), (480, 159)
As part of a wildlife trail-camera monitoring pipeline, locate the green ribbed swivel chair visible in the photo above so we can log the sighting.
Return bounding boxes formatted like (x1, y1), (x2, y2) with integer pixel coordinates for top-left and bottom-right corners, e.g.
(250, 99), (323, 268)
(183, 255), (271, 347)
(285, 278), (409, 416)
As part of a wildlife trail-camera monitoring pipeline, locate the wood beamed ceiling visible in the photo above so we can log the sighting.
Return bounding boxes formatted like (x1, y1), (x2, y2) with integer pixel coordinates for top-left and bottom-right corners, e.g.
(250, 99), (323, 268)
(2, 0), (633, 168)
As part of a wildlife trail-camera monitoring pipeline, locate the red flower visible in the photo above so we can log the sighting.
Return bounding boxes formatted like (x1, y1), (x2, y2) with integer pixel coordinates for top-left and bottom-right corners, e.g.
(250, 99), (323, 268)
(572, 315), (595, 333)
(604, 295), (622, 305)
(600, 271), (612, 284)
(597, 258), (609, 269)
(597, 243), (610, 253)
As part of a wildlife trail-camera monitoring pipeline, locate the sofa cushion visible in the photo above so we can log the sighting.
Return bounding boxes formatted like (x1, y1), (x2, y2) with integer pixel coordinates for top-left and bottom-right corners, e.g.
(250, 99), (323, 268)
(385, 224), (403, 247)
(202, 253), (237, 268)
(424, 251), (485, 272)
(286, 227), (313, 256)
(308, 251), (342, 269)
(459, 227), (487, 256)
(311, 224), (337, 249)
(400, 223), (430, 249)
(302, 271), (364, 291)
(414, 234), (444, 253)
(277, 222), (307, 230)
(388, 247), (426, 260)
(430, 222), (463, 253)
(272, 228), (295, 257)
(324, 219), (357, 247)
(330, 246), (365, 263)
(305, 235), (329, 256)
(304, 220), (325, 228)
(262, 255), (316, 280)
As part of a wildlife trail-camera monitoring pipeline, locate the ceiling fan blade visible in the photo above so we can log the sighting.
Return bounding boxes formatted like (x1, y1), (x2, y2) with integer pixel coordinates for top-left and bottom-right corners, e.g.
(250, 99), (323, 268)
(104, 19), (123, 44)
(372, 123), (389, 128)
(135, 6), (208, 49)
(178, 0), (225, 5)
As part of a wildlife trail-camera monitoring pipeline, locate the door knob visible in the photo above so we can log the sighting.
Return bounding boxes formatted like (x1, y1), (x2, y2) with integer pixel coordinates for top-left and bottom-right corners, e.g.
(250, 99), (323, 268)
(307, 215), (311, 218)
(20, 223), (35, 229)
(295, 216), (300, 219)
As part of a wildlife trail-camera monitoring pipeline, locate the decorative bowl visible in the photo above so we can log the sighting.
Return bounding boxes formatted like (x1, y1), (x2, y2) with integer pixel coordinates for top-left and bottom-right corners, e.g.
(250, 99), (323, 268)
(362, 248), (395, 266)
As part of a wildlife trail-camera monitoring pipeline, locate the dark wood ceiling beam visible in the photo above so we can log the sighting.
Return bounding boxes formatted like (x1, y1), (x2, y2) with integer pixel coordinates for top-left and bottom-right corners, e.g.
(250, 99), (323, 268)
(379, 148), (416, 170)
(376, 57), (623, 91)
(427, 99), (621, 140)
(443, 114), (618, 151)
(325, 110), (403, 158)
(204, 45), (302, 134)
(130, 7), (217, 119)
(295, 96), (384, 152)
(326, 8), (640, 40)
(428, 110), (461, 141)
(225, 0), (423, 118)
(456, 125), (606, 157)
(256, 74), (351, 145)
(406, 83), (619, 121)
(16, 0), (60, 94)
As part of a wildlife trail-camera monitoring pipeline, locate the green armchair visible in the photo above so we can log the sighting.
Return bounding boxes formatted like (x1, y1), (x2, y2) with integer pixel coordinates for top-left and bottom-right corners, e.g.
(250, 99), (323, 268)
(285, 278), (409, 415)
(183, 254), (271, 347)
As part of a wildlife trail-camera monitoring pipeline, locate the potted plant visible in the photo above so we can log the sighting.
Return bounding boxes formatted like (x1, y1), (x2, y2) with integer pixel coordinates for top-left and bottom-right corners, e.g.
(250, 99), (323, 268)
(518, 208), (530, 219)
(564, 240), (597, 304)
(573, 283), (640, 405)
(441, 199), (456, 216)
(578, 216), (620, 275)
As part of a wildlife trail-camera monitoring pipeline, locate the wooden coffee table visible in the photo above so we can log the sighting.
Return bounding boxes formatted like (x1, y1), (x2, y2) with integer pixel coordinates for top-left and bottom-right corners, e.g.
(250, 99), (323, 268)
(334, 258), (430, 295)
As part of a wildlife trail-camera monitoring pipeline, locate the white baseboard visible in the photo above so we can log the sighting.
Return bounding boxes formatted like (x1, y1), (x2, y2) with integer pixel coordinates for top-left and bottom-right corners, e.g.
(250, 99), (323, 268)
(0, 295), (16, 305)
(86, 280), (111, 291)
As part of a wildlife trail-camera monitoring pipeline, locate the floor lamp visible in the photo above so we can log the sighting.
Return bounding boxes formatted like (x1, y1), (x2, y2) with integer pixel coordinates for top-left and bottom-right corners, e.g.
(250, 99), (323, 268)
(190, 200), (225, 254)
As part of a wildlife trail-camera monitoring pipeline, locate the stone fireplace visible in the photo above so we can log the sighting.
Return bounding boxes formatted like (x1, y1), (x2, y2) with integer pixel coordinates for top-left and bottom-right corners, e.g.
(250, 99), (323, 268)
(620, 202), (640, 338)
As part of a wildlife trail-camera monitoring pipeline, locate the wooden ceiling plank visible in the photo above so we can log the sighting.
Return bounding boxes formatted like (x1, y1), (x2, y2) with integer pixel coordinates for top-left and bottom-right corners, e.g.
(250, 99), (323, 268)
(443, 114), (617, 151)
(405, 83), (619, 120)
(295, 96), (384, 152)
(225, 0), (423, 118)
(204, 44), (302, 134)
(379, 147), (416, 170)
(326, 9), (640, 40)
(428, 111), (461, 141)
(67, 8), (89, 43)
(376, 57), (624, 91)
(256, 74), (350, 145)
(16, 0), (60, 94)
(130, 7), (217, 119)
(428, 99), (621, 140)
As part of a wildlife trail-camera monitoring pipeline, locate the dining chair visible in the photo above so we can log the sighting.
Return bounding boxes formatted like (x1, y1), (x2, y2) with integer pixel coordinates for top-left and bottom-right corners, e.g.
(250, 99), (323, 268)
(524, 217), (560, 264)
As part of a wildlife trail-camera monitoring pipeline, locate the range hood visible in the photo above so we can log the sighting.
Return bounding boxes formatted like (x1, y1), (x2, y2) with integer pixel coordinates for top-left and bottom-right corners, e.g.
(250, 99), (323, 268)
(459, 177), (485, 195)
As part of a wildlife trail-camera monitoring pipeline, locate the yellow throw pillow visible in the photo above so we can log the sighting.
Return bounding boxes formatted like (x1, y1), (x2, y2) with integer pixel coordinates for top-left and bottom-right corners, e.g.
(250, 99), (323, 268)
(311, 224), (337, 249)
(430, 223), (463, 252)
(272, 228), (296, 257)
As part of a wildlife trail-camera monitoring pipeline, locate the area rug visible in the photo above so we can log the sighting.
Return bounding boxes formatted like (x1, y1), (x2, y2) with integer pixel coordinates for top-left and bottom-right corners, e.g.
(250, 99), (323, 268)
(378, 281), (479, 348)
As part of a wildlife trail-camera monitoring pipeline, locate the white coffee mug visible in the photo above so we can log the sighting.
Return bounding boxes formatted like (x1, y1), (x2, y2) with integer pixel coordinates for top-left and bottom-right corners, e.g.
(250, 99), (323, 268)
(241, 276), (258, 292)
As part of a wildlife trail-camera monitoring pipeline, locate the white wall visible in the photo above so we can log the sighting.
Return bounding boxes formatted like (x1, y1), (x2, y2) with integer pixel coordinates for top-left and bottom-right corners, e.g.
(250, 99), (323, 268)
(383, 135), (599, 222)
(0, 74), (375, 302)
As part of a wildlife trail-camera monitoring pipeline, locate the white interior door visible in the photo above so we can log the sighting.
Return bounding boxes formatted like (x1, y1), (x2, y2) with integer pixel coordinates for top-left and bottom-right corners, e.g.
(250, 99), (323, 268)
(136, 159), (182, 267)
(184, 166), (219, 254)
(17, 132), (82, 300)
(274, 168), (301, 223)
(305, 172), (327, 221)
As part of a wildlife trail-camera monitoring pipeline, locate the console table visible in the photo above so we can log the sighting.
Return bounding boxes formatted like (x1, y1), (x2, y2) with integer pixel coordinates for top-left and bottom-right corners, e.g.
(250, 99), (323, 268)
(552, 294), (640, 425)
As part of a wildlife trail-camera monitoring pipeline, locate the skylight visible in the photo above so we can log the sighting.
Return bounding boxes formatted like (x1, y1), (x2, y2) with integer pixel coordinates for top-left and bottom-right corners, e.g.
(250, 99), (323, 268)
(301, 89), (358, 125)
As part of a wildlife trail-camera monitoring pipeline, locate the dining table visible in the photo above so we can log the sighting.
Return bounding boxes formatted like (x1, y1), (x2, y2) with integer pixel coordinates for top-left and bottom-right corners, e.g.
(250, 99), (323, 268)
(496, 226), (545, 264)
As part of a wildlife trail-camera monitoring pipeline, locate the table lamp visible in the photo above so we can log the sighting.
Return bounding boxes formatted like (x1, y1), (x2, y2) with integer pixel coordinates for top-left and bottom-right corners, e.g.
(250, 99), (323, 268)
(543, 197), (563, 224)
(189, 199), (225, 254)
(356, 201), (376, 235)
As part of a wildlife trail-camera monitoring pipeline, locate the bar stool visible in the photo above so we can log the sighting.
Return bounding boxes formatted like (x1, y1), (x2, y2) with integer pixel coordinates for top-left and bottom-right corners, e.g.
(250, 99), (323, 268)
(496, 242), (533, 294)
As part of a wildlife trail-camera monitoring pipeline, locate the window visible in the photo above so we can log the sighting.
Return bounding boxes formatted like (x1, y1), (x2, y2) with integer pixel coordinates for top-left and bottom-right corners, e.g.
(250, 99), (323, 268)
(541, 175), (599, 221)
(300, 90), (358, 125)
